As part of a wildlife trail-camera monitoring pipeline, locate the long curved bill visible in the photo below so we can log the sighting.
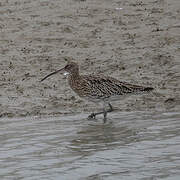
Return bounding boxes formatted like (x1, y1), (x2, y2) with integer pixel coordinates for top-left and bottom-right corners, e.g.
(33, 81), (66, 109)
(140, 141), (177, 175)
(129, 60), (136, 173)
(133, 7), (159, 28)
(41, 68), (64, 82)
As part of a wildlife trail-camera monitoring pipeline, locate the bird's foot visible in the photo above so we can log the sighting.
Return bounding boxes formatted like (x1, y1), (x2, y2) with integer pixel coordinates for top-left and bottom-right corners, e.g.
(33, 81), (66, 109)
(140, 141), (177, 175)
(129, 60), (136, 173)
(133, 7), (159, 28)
(87, 113), (97, 120)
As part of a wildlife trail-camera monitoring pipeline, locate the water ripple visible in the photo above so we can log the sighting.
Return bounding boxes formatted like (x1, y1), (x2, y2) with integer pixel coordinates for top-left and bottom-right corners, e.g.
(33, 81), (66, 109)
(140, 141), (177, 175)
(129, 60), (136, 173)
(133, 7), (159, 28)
(0, 111), (180, 180)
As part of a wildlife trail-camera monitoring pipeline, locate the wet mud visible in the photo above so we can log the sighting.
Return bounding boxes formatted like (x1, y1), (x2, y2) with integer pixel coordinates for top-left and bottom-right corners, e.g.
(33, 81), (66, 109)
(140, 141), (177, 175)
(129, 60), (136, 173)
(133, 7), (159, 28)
(0, 0), (180, 117)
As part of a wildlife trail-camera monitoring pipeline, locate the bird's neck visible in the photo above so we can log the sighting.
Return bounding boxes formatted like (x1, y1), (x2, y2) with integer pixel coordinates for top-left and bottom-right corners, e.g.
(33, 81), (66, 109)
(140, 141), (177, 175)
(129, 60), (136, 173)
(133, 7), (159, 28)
(68, 71), (81, 91)
(69, 70), (80, 80)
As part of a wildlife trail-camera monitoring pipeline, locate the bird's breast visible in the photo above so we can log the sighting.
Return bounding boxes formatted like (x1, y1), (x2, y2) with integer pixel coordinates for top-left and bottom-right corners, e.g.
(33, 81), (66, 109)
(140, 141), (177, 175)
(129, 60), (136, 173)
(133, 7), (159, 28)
(68, 76), (88, 97)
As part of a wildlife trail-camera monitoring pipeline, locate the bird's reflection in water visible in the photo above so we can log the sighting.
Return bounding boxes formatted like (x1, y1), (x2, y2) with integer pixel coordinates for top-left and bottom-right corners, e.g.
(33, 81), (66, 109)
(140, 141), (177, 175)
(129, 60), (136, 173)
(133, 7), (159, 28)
(69, 118), (140, 155)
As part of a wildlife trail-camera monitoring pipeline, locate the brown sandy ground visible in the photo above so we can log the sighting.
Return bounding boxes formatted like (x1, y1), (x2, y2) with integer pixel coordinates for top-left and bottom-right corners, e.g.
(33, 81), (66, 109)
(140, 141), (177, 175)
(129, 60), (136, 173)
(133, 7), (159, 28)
(0, 0), (180, 118)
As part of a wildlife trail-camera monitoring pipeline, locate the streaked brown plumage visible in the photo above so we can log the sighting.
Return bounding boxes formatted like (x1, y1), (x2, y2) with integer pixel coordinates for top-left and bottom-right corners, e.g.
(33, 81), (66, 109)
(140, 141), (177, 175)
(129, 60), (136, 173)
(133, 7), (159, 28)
(41, 61), (153, 123)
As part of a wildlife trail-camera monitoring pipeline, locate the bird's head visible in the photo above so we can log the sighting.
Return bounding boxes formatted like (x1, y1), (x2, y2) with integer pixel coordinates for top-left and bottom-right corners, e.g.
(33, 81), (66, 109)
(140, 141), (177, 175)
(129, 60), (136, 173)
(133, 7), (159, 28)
(64, 61), (79, 74)
(41, 60), (79, 82)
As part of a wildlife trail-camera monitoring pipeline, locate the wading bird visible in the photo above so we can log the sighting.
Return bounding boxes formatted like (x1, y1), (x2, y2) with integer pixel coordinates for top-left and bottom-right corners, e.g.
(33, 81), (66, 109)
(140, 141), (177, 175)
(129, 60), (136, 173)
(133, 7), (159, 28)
(41, 61), (153, 123)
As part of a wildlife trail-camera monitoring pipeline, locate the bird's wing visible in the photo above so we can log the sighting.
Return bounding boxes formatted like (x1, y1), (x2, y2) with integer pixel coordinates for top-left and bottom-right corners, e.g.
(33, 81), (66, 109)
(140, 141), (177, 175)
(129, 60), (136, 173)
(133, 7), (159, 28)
(82, 75), (153, 98)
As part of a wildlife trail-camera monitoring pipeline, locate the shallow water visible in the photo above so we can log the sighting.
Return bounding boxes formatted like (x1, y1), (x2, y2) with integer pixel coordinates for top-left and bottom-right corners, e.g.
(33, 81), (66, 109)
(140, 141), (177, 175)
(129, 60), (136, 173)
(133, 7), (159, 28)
(0, 111), (180, 180)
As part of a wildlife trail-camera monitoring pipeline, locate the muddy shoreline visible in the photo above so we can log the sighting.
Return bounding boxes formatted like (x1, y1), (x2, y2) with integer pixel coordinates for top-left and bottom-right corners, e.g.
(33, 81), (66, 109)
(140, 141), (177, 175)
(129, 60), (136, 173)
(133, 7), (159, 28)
(0, 0), (180, 118)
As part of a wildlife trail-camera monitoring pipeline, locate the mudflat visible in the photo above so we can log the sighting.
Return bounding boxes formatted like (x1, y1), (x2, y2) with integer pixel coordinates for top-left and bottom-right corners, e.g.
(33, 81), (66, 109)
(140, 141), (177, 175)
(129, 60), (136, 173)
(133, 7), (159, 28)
(0, 0), (180, 117)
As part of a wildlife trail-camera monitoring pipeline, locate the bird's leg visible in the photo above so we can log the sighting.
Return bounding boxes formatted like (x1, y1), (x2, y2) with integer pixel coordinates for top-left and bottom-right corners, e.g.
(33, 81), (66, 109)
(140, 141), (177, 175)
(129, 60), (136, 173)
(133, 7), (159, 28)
(107, 103), (113, 112)
(88, 111), (104, 119)
(102, 102), (113, 123)
(103, 108), (107, 123)
(88, 103), (113, 121)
